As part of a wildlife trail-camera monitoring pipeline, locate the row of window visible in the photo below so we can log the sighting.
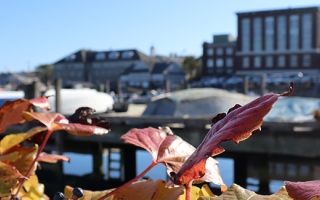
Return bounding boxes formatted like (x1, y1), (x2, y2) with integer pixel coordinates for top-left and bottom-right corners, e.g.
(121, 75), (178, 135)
(207, 57), (234, 68)
(207, 68), (233, 75)
(95, 51), (134, 60)
(241, 13), (313, 52)
(206, 47), (234, 56)
(241, 54), (311, 68)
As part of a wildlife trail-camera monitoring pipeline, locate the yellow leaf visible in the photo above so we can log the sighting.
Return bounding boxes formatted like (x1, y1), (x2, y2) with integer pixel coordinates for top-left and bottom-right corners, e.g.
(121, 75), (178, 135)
(17, 175), (49, 200)
(64, 185), (114, 200)
(0, 152), (19, 162)
(0, 126), (47, 154)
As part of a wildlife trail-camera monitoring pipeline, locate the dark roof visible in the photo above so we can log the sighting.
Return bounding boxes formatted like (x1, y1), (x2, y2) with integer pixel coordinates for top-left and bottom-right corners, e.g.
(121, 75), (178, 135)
(151, 62), (169, 74)
(54, 49), (95, 64)
(121, 62), (149, 75)
(237, 6), (320, 15)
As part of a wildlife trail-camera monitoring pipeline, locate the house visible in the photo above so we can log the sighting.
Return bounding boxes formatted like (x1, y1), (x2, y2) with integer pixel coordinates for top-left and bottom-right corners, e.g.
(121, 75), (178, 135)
(53, 47), (185, 91)
(120, 61), (186, 90)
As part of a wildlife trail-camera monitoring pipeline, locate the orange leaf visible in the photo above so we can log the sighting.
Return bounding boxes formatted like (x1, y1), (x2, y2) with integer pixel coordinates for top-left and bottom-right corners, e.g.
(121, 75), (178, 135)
(22, 112), (59, 130)
(0, 96), (50, 133)
(285, 180), (320, 200)
(113, 179), (184, 200)
(173, 83), (293, 185)
(0, 162), (27, 197)
(38, 152), (70, 163)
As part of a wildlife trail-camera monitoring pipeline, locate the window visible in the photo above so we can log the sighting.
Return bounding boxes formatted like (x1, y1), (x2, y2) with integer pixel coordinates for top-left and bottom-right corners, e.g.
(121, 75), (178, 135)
(302, 14), (312, 49)
(226, 47), (233, 55)
(207, 48), (214, 56)
(216, 58), (224, 67)
(290, 55), (298, 67)
(254, 56), (261, 68)
(65, 54), (76, 61)
(242, 57), (249, 68)
(302, 54), (311, 67)
(207, 59), (214, 68)
(289, 15), (299, 50)
(96, 53), (106, 60)
(265, 56), (273, 68)
(121, 51), (134, 59)
(253, 17), (262, 51)
(265, 16), (274, 51)
(241, 18), (250, 52)
(277, 16), (287, 50)
(277, 55), (285, 67)
(226, 58), (233, 67)
(216, 48), (223, 55)
(108, 51), (119, 59)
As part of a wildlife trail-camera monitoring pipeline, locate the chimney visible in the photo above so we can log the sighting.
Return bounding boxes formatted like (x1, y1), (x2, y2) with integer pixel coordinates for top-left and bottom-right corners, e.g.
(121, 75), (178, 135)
(150, 46), (156, 57)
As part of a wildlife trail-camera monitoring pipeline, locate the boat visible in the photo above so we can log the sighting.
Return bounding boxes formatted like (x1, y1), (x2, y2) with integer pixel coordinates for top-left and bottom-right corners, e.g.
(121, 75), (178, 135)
(44, 88), (114, 115)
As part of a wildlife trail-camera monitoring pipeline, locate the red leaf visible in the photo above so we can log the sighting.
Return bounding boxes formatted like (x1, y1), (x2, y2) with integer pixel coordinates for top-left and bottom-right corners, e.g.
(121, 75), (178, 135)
(0, 96), (50, 133)
(121, 127), (226, 189)
(22, 111), (110, 136)
(285, 180), (320, 200)
(38, 152), (70, 163)
(173, 83), (294, 185)
(121, 127), (167, 161)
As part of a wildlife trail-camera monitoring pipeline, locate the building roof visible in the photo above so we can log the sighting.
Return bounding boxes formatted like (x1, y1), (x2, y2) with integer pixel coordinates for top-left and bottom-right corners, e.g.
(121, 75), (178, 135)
(236, 6), (320, 15)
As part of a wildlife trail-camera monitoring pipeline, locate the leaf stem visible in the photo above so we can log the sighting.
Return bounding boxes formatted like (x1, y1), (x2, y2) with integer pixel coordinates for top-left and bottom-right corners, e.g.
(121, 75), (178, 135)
(14, 129), (53, 197)
(97, 161), (158, 200)
(185, 180), (193, 200)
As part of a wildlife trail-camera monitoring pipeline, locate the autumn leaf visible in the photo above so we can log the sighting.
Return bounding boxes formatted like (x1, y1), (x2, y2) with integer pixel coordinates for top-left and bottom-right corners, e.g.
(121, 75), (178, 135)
(178, 184), (216, 200)
(173, 83), (293, 186)
(64, 185), (114, 200)
(17, 175), (49, 200)
(285, 180), (320, 200)
(22, 111), (110, 136)
(121, 127), (226, 189)
(0, 162), (27, 197)
(37, 152), (70, 163)
(112, 179), (184, 200)
(0, 96), (50, 133)
(0, 127), (47, 154)
(121, 127), (167, 161)
(0, 152), (19, 162)
(4, 146), (38, 176)
(198, 184), (291, 200)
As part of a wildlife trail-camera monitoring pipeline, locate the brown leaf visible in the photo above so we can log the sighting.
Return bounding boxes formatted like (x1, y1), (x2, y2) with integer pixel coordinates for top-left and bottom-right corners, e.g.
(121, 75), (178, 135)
(0, 96), (50, 133)
(0, 162), (27, 197)
(38, 152), (70, 163)
(285, 180), (320, 200)
(173, 83), (294, 185)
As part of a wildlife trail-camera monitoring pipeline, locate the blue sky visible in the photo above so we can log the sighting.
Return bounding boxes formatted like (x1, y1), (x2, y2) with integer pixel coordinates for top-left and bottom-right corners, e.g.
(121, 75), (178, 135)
(1, 0), (319, 72)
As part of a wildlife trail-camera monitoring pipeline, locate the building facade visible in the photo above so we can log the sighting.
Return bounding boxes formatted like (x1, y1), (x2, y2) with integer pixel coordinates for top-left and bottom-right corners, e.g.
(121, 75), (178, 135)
(236, 6), (320, 75)
(202, 6), (320, 78)
(202, 34), (236, 77)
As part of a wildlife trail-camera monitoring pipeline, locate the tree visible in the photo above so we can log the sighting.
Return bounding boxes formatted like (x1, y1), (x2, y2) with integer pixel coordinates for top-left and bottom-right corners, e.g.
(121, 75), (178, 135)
(35, 64), (54, 86)
(182, 56), (202, 81)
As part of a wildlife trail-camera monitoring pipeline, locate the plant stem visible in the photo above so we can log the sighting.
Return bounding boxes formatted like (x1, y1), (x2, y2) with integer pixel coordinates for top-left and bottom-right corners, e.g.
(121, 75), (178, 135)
(97, 161), (158, 200)
(185, 180), (193, 200)
(14, 129), (53, 197)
